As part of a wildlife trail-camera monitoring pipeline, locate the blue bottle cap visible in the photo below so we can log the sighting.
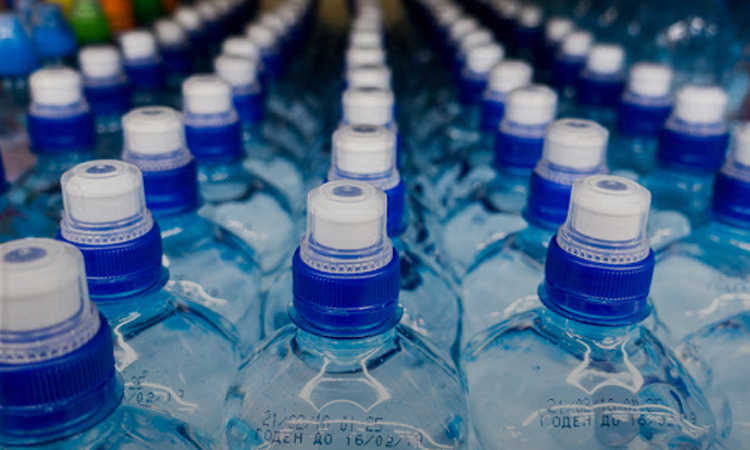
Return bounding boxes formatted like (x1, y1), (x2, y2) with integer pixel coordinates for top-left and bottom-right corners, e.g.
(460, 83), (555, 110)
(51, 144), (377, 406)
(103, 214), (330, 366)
(58, 161), (164, 297)
(0, 13), (39, 77)
(576, 44), (626, 107)
(542, 175), (655, 326)
(460, 42), (504, 105)
(0, 238), (120, 444)
(291, 181), (401, 338)
(712, 123), (750, 227)
(214, 54), (264, 125)
(32, 4), (77, 60)
(617, 63), (673, 136)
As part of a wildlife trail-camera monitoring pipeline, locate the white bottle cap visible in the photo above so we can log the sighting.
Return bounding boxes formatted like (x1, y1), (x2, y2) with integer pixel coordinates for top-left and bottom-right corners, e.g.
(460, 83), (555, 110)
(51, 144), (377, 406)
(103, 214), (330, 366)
(215, 0), (233, 16)
(466, 42), (504, 75)
(246, 24), (278, 49)
(435, 6), (461, 26)
(731, 122), (750, 167)
(174, 7), (203, 32)
(673, 85), (728, 124)
(586, 43), (625, 74)
(78, 45), (123, 79)
(342, 87), (395, 126)
(61, 161), (147, 225)
(565, 175), (650, 242)
(120, 30), (158, 61)
(221, 36), (260, 61)
(29, 67), (83, 106)
(122, 106), (185, 156)
(346, 46), (386, 68)
(350, 30), (382, 48)
(448, 17), (478, 43)
(215, 54), (259, 87)
(333, 124), (397, 175)
(517, 5), (542, 28)
(154, 19), (188, 46)
(458, 29), (493, 57)
(0, 239), (91, 333)
(307, 180), (387, 250)
(542, 118), (609, 170)
(487, 59), (533, 94)
(627, 62), (673, 98)
(260, 13), (286, 35)
(561, 30), (594, 57)
(197, 1), (220, 22)
(182, 75), (233, 115)
(545, 16), (574, 43)
(504, 84), (558, 125)
(496, 0), (520, 18)
(346, 64), (391, 90)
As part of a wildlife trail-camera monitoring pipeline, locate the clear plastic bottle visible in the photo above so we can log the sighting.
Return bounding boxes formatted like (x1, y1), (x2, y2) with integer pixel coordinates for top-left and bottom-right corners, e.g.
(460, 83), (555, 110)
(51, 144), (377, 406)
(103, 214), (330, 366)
(649, 123), (750, 344)
(0, 238), (220, 450)
(182, 75), (297, 274)
(551, 30), (594, 101)
(609, 62), (673, 175)
(641, 85), (730, 228)
(16, 67), (96, 221)
(571, 43), (626, 128)
(78, 45), (132, 159)
(119, 30), (169, 107)
(0, 156), (57, 242)
(56, 160), (241, 438)
(174, 7), (209, 71)
(30, 3), (77, 67)
(512, 5), (543, 64)
(225, 180), (468, 450)
(440, 88), (561, 280)
(539, 16), (575, 84)
(462, 175), (716, 449)
(121, 107), (264, 348)
(265, 125), (461, 358)
(154, 19), (194, 92)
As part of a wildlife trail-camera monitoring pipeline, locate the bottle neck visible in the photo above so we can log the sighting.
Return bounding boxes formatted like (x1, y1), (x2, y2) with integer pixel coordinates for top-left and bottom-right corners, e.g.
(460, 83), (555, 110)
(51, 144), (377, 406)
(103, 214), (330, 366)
(184, 110), (245, 164)
(142, 160), (201, 218)
(294, 327), (398, 371)
(538, 307), (640, 352)
(515, 222), (556, 263)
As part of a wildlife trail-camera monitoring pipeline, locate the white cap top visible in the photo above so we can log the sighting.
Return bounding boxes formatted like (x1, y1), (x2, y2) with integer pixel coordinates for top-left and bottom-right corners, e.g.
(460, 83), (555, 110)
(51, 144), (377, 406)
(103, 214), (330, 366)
(346, 64), (391, 90)
(497, 0), (520, 18)
(174, 7), (203, 31)
(215, 54), (259, 87)
(730, 122), (750, 167)
(350, 30), (383, 48)
(545, 16), (574, 42)
(29, 67), (83, 106)
(120, 30), (158, 61)
(61, 161), (147, 225)
(565, 175), (650, 242)
(435, 6), (461, 26)
(586, 43), (625, 74)
(673, 85), (728, 124)
(182, 75), (233, 115)
(307, 181), (387, 250)
(561, 30), (594, 57)
(627, 62), (673, 98)
(504, 84), (558, 125)
(448, 17), (478, 43)
(221, 36), (260, 61)
(197, 1), (220, 21)
(215, 0), (233, 16)
(342, 87), (395, 126)
(466, 43), (504, 74)
(542, 118), (609, 170)
(518, 5), (542, 28)
(260, 13), (286, 35)
(333, 124), (397, 175)
(458, 29), (493, 56)
(487, 59), (533, 94)
(246, 24), (278, 49)
(122, 106), (185, 156)
(154, 19), (188, 46)
(78, 45), (123, 80)
(346, 46), (386, 68)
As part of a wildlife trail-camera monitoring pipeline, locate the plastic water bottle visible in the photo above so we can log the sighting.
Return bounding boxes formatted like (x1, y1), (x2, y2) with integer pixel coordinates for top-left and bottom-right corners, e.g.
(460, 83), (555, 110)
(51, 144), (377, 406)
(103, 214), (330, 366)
(225, 180), (468, 450)
(539, 16), (575, 83)
(265, 124), (461, 357)
(0, 238), (219, 450)
(457, 119), (608, 342)
(78, 45), (132, 159)
(121, 107), (264, 347)
(0, 156), (57, 242)
(70, 0), (112, 45)
(120, 30), (169, 108)
(572, 43), (626, 128)
(462, 175), (716, 449)
(609, 62), (673, 175)
(551, 30), (594, 100)
(57, 160), (241, 438)
(641, 85), (730, 227)
(453, 28), (494, 83)
(30, 3), (77, 67)
(174, 7), (209, 71)
(648, 123), (750, 343)
(439, 88), (562, 280)
(154, 19), (194, 91)
(182, 75), (296, 274)
(512, 5), (543, 64)
(197, 2), (223, 55)
(17, 67), (95, 219)
(0, 13), (39, 152)
(214, 54), (308, 209)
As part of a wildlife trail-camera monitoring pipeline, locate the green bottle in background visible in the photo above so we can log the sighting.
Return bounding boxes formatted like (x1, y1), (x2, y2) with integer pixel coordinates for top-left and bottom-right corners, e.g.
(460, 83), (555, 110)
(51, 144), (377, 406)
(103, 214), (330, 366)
(71, 0), (111, 44)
